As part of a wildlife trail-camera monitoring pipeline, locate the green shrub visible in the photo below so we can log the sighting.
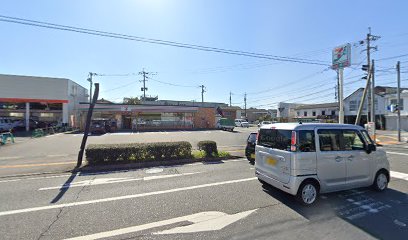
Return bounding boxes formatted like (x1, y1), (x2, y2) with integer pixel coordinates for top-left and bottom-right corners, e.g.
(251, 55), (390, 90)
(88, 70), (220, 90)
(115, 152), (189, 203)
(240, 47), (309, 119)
(197, 141), (218, 157)
(85, 141), (192, 165)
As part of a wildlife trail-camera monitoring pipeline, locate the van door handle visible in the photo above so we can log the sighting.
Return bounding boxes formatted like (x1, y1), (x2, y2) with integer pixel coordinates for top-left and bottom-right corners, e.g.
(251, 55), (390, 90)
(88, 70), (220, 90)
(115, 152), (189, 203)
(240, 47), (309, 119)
(335, 156), (343, 162)
(347, 155), (354, 161)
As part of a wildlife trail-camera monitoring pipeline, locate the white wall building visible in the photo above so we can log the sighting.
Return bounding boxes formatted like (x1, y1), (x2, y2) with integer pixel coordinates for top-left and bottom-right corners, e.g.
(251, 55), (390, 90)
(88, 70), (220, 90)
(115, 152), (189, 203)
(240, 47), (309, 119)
(0, 74), (88, 130)
(384, 90), (408, 131)
(294, 102), (339, 122)
(277, 102), (303, 121)
(343, 87), (387, 128)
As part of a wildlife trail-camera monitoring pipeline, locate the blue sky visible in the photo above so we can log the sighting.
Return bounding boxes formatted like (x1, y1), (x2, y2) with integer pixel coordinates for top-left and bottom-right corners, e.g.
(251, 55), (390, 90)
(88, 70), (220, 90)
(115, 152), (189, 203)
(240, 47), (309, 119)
(1, 0), (408, 109)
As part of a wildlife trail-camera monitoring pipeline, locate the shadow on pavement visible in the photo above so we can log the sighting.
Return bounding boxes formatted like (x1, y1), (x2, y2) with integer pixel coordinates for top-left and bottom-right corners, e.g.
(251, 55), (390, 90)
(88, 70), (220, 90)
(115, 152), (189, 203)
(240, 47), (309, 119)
(50, 172), (77, 203)
(261, 184), (408, 240)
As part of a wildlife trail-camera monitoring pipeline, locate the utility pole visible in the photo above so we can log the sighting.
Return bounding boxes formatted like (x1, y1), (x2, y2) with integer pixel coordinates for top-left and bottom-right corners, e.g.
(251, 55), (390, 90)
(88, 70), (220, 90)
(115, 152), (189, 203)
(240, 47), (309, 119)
(199, 85), (206, 105)
(229, 91), (232, 107)
(244, 93), (247, 120)
(371, 60), (376, 141)
(355, 64), (373, 125)
(338, 68), (344, 124)
(138, 69), (156, 101)
(363, 28), (380, 122)
(397, 61), (401, 142)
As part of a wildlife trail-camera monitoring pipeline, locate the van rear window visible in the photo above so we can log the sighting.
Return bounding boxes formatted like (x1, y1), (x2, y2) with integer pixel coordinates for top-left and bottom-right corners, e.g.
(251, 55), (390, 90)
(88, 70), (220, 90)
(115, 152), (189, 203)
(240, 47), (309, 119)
(258, 129), (292, 151)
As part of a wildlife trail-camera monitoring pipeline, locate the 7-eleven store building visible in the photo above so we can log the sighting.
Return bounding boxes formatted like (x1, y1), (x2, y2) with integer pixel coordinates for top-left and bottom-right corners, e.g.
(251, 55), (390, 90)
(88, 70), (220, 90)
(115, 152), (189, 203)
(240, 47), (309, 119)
(78, 102), (217, 130)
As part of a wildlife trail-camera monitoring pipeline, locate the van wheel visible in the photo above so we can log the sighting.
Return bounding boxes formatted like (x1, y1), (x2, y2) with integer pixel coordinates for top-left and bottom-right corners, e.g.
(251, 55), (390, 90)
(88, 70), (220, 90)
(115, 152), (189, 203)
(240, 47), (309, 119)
(296, 181), (319, 206)
(372, 170), (388, 192)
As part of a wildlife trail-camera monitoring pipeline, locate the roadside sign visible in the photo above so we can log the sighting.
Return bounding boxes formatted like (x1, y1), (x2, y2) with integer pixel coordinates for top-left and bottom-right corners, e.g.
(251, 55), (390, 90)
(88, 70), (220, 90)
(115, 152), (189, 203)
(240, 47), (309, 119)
(332, 43), (351, 70)
(365, 121), (376, 139)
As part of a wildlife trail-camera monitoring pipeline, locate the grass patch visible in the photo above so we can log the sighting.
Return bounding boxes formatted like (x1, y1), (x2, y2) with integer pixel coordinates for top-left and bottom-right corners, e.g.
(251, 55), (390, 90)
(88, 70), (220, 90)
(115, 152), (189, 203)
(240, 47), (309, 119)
(215, 151), (231, 158)
(192, 150), (231, 159)
(192, 150), (207, 159)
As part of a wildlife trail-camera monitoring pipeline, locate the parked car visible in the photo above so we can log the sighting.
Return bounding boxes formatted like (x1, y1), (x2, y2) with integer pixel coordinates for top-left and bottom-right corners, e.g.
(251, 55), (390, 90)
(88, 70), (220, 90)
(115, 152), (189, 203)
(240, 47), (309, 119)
(257, 121), (272, 127)
(234, 119), (249, 128)
(255, 123), (390, 205)
(90, 118), (116, 134)
(0, 118), (14, 132)
(245, 132), (257, 162)
(12, 119), (39, 130)
(216, 118), (235, 131)
(90, 120), (108, 134)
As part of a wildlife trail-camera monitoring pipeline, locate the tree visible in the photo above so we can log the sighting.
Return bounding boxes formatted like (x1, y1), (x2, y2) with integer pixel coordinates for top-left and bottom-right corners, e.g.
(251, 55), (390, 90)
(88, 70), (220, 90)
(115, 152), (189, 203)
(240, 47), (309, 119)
(123, 97), (140, 105)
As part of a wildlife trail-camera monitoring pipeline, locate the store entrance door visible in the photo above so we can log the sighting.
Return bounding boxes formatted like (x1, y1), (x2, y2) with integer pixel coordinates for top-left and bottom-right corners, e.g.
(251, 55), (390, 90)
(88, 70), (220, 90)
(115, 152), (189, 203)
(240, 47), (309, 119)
(122, 115), (132, 129)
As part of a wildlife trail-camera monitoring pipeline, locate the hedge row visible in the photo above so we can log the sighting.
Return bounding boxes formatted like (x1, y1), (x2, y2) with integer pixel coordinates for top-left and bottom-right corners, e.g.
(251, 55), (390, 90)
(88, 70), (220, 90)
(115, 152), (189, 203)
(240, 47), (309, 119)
(197, 140), (218, 157)
(85, 141), (192, 165)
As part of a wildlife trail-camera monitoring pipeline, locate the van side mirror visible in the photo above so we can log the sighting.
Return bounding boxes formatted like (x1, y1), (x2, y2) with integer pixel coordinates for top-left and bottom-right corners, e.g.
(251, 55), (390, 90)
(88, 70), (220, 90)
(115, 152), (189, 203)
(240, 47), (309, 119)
(366, 144), (376, 154)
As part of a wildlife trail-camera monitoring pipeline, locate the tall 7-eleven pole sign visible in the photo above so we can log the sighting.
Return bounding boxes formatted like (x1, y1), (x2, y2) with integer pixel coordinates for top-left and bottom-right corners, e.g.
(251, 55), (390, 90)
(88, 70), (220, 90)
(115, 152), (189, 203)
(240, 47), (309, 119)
(332, 43), (351, 124)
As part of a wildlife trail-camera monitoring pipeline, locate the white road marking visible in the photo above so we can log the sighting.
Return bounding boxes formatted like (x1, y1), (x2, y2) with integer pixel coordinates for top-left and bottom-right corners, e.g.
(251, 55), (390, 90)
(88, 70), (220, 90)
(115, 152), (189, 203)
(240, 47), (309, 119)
(46, 154), (70, 158)
(227, 159), (246, 162)
(0, 177), (257, 217)
(38, 172), (202, 190)
(0, 179), (21, 183)
(64, 209), (256, 240)
(145, 168), (164, 174)
(391, 171), (408, 181)
(154, 209), (256, 235)
(0, 156), (22, 160)
(387, 151), (408, 156)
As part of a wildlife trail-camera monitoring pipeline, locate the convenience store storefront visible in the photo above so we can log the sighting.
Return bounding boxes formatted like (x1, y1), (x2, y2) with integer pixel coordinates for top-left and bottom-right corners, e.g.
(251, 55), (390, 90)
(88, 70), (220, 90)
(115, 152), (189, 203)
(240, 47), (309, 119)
(78, 103), (216, 130)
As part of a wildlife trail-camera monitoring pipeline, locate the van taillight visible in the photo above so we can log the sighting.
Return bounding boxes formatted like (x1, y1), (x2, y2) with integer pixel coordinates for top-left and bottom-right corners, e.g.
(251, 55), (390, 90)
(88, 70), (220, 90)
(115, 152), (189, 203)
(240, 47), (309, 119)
(291, 131), (297, 152)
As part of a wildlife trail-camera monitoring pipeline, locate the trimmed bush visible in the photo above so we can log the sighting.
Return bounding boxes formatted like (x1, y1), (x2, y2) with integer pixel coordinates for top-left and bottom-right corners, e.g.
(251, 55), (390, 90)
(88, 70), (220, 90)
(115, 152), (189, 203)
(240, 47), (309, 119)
(86, 141), (192, 165)
(197, 140), (218, 157)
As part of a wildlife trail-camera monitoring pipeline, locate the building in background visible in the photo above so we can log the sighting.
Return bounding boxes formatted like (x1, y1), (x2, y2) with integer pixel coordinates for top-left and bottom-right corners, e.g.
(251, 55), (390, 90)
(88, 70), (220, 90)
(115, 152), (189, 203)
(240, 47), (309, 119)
(294, 102), (339, 122)
(245, 108), (270, 123)
(277, 102), (304, 122)
(384, 90), (408, 131)
(142, 99), (228, 108)
(343, 86), (407, 129)
(0, 74), (88, 130)
(77, 102), (217, 130)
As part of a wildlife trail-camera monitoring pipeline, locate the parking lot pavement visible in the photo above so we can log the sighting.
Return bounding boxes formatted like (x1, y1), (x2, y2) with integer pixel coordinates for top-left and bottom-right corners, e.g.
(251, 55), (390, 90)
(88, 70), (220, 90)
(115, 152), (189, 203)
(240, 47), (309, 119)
(0, 128), (256, 177)
(0, 158), (407, 240)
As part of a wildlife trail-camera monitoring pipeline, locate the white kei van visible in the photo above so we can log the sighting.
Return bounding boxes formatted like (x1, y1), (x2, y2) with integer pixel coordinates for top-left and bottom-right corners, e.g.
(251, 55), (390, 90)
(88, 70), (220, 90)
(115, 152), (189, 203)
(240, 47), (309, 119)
(255, 123), (390, 205)
(235, 119), (249, 127)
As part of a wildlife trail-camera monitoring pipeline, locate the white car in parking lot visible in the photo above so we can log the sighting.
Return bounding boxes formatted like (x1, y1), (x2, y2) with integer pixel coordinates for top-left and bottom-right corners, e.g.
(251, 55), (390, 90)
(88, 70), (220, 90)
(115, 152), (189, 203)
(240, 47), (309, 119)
(234, 119), (249, 128)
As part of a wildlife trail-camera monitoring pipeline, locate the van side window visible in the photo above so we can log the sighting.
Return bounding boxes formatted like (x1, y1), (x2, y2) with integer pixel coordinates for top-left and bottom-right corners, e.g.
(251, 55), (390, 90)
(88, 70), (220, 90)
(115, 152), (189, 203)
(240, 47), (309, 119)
(298, 130), (316, 152)
(317, 129), (342, 151)
(343, 130), (365, 150)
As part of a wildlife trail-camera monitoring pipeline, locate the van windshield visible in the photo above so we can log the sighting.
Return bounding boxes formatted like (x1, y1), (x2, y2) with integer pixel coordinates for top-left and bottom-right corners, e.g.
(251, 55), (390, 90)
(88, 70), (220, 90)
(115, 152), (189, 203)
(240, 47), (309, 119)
(258, 129), (292, 151)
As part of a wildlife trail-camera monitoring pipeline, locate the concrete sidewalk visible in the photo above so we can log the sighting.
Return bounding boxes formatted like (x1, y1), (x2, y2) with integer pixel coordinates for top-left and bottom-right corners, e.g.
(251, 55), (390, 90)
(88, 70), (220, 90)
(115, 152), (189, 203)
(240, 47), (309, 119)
(376, 130), (408, 145)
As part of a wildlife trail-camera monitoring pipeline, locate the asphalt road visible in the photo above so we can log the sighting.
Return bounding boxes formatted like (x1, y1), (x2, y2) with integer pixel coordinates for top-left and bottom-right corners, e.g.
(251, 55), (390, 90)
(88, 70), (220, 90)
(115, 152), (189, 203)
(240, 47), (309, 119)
(0, 154), (407, 240)
(0, 127), (256, 177)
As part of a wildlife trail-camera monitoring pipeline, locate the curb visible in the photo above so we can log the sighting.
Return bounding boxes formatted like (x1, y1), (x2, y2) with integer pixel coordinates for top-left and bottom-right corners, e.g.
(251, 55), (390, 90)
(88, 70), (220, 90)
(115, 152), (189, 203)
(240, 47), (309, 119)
(77, 156), (243, 174)
(0, 155), (244, 179)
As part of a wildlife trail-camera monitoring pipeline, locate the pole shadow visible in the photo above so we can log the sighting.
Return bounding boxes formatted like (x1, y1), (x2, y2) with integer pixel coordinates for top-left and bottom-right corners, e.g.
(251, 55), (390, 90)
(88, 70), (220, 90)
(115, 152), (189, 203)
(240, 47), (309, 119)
(50, 172), (78, 203)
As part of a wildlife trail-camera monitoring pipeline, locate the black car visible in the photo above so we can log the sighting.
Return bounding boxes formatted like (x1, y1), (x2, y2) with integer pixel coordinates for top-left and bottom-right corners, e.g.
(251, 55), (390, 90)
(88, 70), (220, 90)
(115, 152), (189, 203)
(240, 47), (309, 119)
(245, 132), (257, 162)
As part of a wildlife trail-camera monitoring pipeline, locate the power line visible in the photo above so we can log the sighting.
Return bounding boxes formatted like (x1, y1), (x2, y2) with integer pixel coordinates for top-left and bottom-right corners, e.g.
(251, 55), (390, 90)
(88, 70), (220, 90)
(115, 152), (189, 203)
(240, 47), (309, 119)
(377, 53), (408, 61)
(147, 77), (197, 88)
(0, 14), (330, 66)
